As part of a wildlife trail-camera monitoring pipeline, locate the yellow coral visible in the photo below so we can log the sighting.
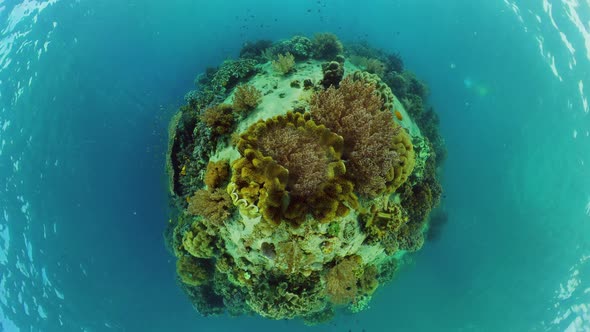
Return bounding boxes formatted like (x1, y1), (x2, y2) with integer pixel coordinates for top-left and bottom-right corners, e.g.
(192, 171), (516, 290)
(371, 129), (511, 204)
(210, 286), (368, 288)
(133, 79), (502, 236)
(204, 159), (230, 189)
(272, 52), (295, 75)
(233, 83), (262, 114)
(230, 148), (289, 225)
(388, 127), (415, 192)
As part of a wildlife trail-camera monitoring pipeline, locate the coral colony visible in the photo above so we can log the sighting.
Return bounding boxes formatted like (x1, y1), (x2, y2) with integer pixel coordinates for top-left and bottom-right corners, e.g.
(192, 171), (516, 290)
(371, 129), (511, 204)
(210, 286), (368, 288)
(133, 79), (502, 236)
(164, 33), (446, 324)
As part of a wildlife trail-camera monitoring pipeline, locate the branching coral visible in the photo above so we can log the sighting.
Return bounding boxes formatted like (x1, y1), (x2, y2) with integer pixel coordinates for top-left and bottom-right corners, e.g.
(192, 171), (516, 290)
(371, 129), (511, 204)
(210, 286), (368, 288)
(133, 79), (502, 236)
(232, 84), (262, 114)
(397, 151), (442, 252)
(272, 52), (296, 75)
(310, 76), (414, 197)
(233, 111), (356, 225)
(351, 71), (395, 112)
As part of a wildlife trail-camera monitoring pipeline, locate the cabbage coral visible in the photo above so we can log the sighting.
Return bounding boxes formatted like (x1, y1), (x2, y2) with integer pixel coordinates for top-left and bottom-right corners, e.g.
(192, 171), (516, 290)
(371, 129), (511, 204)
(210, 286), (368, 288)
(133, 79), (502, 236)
(164, 33), (445, 323)
(233, 111), (356, 225)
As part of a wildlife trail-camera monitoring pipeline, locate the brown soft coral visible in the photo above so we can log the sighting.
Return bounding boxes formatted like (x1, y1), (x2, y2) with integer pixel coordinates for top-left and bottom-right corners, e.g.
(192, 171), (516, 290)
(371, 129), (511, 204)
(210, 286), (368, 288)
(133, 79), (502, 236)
(187, 188), (233, 225)
(310, 76), (412, 197)
(233, 112), (357, 225)
(325, 255), (362, 305)
(351, 71), (395, 112)
(232, 84), (262, 114)
(200, 104), (236, 135)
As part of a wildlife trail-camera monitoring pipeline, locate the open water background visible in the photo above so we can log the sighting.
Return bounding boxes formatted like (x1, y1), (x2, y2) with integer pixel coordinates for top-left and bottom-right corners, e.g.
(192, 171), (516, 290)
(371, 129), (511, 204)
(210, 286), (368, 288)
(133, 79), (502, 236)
(1, 0), (589, 331)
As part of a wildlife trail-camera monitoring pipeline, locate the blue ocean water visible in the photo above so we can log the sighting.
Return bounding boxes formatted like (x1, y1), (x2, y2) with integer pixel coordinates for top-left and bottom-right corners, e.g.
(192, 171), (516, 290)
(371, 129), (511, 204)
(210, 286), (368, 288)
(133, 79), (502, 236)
(1, 0), (589, 331)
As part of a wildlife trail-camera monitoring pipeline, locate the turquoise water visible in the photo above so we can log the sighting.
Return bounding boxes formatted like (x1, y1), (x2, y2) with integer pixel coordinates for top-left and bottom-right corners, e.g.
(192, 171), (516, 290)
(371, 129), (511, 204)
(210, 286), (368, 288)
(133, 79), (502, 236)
(1, 0), (589, 331)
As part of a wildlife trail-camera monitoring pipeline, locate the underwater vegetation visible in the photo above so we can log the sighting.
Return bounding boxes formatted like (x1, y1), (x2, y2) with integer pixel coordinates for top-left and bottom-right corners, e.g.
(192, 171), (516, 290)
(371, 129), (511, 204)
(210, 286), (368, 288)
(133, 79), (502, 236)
(164, 33), (446, 324)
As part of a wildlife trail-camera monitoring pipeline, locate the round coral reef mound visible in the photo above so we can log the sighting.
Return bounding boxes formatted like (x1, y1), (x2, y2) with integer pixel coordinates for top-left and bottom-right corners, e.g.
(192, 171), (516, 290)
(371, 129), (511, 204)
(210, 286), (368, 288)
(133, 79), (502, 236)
(164, 34), (445, 324)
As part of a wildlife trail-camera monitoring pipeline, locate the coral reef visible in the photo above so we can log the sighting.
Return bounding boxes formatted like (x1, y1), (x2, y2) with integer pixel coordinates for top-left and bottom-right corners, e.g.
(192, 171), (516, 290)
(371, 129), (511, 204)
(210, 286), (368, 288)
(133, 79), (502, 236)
(186, 188), (234, 225)
(312, 33), (343, 60)
(165, 33), (445, 323)
(239, 39), (274, 61)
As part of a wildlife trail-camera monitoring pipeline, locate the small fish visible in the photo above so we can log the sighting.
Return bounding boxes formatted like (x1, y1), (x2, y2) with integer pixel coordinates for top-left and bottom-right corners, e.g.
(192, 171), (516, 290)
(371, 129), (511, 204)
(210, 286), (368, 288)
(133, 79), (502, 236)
(395, 110), (403, 121)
